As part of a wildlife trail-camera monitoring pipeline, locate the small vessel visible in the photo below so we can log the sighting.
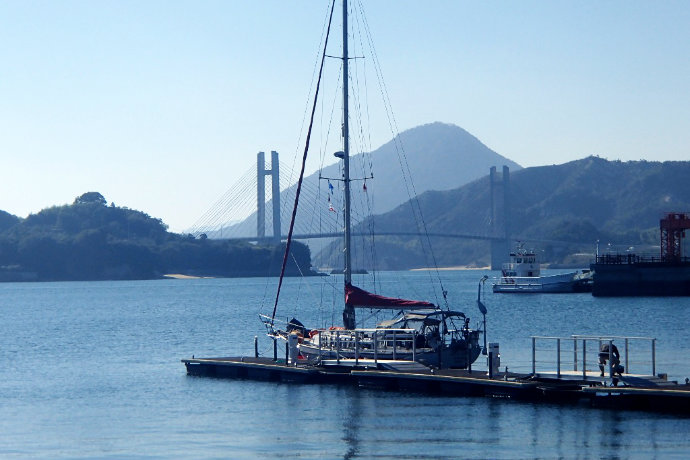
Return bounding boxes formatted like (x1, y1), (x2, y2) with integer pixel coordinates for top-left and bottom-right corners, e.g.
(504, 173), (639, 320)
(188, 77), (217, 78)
(262, 0), (482, 369)
(493, 243), (593, 293)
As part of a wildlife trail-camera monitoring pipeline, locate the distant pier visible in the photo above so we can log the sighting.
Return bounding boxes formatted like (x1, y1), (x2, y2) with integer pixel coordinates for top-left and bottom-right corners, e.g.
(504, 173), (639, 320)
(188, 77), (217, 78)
(591, 212), (690, 296)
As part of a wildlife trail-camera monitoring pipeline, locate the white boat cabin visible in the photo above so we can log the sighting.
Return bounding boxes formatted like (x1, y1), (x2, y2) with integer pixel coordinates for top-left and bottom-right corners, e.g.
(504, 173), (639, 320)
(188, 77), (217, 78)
(502, 246), (540, 278)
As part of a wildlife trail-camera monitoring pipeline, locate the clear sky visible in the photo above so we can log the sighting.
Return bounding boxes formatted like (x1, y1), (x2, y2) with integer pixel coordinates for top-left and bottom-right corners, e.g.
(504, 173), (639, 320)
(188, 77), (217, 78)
(1, 1), (688, 232)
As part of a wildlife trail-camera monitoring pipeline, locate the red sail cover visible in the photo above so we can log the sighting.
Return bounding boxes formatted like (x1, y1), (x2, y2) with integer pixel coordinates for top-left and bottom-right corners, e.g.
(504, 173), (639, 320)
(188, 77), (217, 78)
(345, 283), (435, 309)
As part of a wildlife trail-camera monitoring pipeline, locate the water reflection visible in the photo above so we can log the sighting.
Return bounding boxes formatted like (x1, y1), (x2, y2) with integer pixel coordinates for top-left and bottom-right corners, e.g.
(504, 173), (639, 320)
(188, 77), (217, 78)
(342, 387), (361, 460)
(332, 389), (689, 459)
(483, 399), (502, 445)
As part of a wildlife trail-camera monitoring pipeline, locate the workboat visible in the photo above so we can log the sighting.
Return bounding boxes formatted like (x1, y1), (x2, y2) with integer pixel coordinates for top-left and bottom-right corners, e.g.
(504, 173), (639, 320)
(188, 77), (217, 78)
(493, 243), (593, 293)
(261, 0), (482, 369)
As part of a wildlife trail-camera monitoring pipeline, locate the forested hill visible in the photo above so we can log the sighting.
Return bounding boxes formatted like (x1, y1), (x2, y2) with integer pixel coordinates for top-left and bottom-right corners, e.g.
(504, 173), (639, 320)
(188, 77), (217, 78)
(0, 192), (312, 281)
(330, 157), (690, 269)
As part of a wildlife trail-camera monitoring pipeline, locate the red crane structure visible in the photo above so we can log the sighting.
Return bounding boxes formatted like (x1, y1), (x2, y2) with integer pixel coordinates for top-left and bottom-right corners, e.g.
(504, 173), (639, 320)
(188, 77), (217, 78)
(660, 212), (690, 262)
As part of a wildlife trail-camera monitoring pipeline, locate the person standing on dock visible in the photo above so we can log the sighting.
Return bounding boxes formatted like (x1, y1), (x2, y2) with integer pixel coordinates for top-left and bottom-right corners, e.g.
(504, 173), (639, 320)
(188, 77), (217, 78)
(599, 342), (621, 377)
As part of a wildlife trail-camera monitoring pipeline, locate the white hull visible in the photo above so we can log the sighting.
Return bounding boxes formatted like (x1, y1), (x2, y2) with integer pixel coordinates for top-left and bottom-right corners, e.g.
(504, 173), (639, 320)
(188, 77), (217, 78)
(297, 342), (479, 369)
(493, 271), (591, 293)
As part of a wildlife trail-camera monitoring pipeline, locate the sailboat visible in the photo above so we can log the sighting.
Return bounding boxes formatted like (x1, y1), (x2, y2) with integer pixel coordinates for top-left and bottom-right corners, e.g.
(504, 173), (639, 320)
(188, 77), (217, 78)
(261, 0), (482, 370)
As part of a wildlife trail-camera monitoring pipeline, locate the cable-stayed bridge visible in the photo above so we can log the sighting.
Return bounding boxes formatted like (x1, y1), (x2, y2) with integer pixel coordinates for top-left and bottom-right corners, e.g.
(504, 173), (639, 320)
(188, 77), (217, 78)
(186, 153), (520, 269)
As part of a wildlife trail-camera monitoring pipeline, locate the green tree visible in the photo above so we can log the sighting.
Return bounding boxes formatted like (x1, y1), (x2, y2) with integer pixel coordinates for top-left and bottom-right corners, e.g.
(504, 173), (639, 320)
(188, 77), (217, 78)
(74, 192), (107, 206)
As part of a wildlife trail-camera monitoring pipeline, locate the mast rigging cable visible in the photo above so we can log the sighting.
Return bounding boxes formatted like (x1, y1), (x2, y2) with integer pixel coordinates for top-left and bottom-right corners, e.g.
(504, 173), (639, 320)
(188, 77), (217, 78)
(270, 0), (336, 326)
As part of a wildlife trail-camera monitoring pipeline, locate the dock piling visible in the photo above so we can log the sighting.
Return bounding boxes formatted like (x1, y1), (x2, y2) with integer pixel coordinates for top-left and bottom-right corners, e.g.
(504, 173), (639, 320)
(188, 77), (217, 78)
(487, 343), (499, 378)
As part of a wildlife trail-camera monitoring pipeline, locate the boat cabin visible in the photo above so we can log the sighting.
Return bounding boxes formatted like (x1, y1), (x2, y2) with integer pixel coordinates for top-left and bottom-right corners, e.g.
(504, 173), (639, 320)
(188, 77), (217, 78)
(502, 245), (540, 278)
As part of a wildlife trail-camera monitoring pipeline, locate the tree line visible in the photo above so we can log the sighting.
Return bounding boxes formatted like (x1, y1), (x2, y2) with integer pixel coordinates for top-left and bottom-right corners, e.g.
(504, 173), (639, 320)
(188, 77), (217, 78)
(0, 192), (313, 281)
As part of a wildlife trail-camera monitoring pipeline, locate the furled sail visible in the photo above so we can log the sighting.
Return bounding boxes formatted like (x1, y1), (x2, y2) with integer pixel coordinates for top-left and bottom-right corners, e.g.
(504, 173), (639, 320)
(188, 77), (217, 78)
(345, 283), (436, 309)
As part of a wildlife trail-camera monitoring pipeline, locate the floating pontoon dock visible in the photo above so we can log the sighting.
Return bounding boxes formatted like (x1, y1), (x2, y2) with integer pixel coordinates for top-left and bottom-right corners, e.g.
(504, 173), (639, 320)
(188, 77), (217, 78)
(182, 334), (690, 414)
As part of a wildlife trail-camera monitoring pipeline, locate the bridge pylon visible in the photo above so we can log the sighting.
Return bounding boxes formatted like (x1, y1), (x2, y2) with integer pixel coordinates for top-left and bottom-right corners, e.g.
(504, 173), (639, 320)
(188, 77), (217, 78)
(257, 151), (281, 245)
(490, 166), (511, 270)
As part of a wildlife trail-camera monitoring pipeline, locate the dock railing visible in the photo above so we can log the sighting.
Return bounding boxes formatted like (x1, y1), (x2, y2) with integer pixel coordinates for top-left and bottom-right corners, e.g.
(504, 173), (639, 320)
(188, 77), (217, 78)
(530, 335), (657, 379)
(260, 314), (422, 366)
(595, 253), (690, 265)
(317, 328), (418, 365)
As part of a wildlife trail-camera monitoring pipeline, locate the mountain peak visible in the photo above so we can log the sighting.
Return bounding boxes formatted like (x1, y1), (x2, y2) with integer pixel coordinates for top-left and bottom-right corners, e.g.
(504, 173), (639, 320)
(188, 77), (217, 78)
(361, 122), (521, 214)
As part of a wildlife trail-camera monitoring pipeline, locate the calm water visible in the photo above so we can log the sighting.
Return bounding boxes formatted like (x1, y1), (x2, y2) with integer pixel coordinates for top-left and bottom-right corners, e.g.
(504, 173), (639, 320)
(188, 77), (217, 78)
(1, 270), (689, 459)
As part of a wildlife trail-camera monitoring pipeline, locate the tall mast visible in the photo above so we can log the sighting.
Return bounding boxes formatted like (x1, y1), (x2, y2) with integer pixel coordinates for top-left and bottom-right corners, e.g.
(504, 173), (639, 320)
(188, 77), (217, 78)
(342, 0), (355, 330)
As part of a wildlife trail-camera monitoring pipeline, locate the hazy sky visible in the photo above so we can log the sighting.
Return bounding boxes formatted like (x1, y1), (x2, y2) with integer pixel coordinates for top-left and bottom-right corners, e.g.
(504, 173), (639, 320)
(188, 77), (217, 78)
(1, 1), (688, 232)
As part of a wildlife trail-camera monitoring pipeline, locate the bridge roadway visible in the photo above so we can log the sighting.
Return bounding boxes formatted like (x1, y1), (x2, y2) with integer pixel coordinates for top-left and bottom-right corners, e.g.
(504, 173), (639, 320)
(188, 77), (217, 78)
(228, 231), (497, 242)
(227, 232), (589, 248)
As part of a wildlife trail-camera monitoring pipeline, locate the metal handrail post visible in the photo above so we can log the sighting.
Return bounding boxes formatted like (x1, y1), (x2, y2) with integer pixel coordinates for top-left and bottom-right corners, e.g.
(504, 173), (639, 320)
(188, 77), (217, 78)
(412, 331), (416, 362)
(557, 338), (561, 378)
(652, 338), (656, 376)
(532, 337), (536, 375)
(573, 339), (578, 372)
(582, 339), (587, 379)
(392, 331), (397, 360)
(467, 344), (472, 374)
(373, 331), (378, 364)
(608, 339), (613, 378)
(336, 331), (341, 365)
(625, 338), (629, 374)
(355, 331), (359, 365)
